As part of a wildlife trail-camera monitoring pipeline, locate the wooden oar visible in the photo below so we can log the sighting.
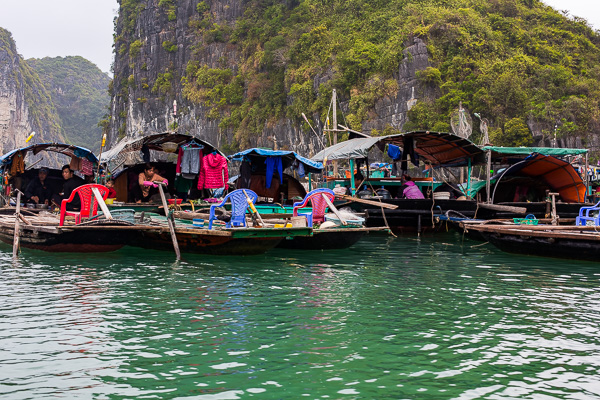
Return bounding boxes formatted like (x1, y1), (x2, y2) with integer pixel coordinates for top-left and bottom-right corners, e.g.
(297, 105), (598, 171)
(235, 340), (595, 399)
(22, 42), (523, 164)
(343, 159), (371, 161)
(242, 189), (264, 227)
(322, 193), (347, 226)
(337, 194), (398, 209)
(156, 181), (181, 260)
(91, 187), (113, 220)
(12, 190), (22, 258)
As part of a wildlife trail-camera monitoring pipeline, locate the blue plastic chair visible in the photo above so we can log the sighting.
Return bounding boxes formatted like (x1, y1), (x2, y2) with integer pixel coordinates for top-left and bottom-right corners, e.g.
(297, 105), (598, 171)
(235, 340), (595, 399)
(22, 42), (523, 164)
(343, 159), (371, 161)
(293, 188), (335, 227)
(575, 201), (600, 226)
(208, 189), (258, 229)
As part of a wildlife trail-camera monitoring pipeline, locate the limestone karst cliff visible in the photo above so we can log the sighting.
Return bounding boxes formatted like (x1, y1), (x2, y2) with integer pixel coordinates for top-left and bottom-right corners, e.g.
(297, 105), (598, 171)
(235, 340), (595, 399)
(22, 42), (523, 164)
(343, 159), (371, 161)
(109, 0), (600, 156)
(0, 28), (64, 155)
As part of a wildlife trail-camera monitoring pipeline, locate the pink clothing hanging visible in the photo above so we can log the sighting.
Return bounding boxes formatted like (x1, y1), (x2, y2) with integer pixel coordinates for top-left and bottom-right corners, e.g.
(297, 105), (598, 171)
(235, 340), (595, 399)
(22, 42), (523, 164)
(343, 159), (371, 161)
(198, 153), (228, 190)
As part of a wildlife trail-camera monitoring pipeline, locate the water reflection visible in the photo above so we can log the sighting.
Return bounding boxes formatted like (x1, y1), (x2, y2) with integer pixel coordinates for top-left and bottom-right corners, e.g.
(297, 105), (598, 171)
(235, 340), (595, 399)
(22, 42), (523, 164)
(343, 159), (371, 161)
(0, 235), (599, 398)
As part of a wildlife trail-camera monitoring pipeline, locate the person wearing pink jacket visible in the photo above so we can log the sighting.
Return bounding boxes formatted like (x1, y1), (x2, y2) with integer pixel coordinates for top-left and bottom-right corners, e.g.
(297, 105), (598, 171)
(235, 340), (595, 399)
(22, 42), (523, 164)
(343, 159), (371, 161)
(401, 175), (425, 199)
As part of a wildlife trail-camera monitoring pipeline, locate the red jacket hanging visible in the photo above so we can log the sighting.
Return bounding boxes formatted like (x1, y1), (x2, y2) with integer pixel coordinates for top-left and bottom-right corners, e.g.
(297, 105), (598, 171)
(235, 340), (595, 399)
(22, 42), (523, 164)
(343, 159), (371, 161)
(198, 152), (228, 189)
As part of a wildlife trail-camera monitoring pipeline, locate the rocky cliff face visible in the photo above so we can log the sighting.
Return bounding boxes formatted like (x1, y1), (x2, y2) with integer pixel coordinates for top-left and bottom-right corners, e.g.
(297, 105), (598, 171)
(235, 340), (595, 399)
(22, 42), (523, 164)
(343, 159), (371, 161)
(0, 28), (64, 155)
(109, 0), (432, 156)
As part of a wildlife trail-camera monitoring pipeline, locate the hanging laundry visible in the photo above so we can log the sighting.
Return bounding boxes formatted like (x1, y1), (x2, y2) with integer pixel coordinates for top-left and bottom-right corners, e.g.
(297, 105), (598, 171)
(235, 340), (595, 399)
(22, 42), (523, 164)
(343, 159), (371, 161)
(265, 156), (283, 189)
(70, 156), (83, 171)
(176, 147), (203, 177)
(81, 158), (94, 175)
(400, 137), (419, 171)
(198, 152), (228, 189)
(387, 144), (402, 161)
(141, 145), (151, 163)
(238, 159), (252, 189)
(10, 151), (25, 176)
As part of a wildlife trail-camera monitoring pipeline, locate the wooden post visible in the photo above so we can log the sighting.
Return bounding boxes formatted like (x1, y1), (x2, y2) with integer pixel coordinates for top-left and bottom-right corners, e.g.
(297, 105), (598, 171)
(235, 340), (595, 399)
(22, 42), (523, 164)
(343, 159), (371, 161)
(349, 158), (356, 195)
(322, 193), (347, 225)
(12, 190), (22, 258)
(485, 149), (492, 203)
(332, 89), (338, 178)
(550, 192), (559, 225)
(467, 158), (472, 193)
(157, 182), (180, 260)
(585, 152), (589, 202)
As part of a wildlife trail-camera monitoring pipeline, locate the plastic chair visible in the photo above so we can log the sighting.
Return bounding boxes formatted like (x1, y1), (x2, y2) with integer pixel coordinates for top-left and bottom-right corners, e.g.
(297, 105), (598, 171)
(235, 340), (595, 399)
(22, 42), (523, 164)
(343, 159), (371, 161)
(208, 189), (258, 229)
(575, 201), (600, 226)
(60, 184), (109, 226)
(293, 188), (335, 227)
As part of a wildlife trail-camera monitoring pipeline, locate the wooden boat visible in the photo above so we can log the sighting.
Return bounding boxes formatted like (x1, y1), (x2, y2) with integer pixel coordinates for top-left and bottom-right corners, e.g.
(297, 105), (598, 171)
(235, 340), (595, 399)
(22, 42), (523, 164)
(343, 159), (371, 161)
(0, 213), (139, 253)
(276, 226), (388, 250)
(129, 213), (313, 255)
(463, 223), (600, 261)
(312, 134), (591, 233)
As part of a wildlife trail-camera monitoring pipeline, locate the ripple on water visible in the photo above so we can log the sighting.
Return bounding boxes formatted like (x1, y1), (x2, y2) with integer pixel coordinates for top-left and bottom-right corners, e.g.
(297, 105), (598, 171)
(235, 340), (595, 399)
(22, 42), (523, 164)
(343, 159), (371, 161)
(0, 237), (599, 398)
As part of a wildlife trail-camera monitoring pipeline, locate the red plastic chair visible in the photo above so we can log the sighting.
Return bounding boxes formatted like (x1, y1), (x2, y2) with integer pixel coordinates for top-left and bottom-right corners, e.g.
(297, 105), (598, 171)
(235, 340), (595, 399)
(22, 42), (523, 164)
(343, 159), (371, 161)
(292, 188), (335, 227)
(59, 184), (109, 226)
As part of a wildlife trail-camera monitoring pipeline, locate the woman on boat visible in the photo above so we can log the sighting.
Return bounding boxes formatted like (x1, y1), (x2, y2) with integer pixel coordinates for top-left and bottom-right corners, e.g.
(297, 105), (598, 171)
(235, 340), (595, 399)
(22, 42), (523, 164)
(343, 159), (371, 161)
(401, 175), (425, 199)
(133, 163), (168, 203)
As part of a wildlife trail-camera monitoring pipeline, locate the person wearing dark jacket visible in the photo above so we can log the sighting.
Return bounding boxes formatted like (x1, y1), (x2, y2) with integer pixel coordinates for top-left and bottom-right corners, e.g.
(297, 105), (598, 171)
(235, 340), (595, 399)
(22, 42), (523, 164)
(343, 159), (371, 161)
(24, 168), (52, 205)
(51, 165), (85, 210)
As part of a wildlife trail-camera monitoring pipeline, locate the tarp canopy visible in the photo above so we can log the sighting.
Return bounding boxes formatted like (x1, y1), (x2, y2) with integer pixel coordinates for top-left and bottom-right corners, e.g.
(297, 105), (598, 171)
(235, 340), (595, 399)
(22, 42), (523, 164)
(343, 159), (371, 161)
(311, 137), (382, 162)
(0, 143), (98, 171)
(100, 132), (224, 176)
(483, 146), (588, 158)
(467, 153), (586, 203)
(311, 131), (484, 166)
(229, 148), (323, 174)
(382, 131), (485, 165)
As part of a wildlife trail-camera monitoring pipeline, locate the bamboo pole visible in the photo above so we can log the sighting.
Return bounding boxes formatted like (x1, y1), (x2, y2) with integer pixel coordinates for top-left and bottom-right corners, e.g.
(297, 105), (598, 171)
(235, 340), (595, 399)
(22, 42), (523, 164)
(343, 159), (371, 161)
(12, 190), (22, 257)
(92, 187), (113, 220)
(243, 189), (264, 227)
(157, 182), (180, 260)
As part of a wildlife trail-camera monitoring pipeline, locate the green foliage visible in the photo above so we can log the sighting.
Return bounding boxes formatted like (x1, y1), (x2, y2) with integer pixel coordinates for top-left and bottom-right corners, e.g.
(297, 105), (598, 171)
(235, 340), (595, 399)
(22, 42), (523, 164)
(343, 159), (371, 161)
(159, 0), (177, 21)
(162, 40), (178, 53)
(493, 117), (533, 146)
(27, 56), (109, 150)
(116, 0), (600, 149)
(196, 1), (209, 14)
(152, 71), (175, 96)
(129, 40), (143, 58)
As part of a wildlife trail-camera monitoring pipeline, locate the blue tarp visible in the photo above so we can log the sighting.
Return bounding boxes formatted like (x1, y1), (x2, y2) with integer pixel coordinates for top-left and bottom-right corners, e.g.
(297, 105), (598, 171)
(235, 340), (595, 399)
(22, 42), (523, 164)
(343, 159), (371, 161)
(229, 148), (323, 174)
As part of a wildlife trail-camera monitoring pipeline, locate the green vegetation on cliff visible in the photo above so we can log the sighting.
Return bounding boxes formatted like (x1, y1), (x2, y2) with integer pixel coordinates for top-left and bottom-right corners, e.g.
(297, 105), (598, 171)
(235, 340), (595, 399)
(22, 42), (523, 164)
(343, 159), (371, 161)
(0, 28), (64, 145)
(179, 0), (600, 147)
(27, 56), (111, 151)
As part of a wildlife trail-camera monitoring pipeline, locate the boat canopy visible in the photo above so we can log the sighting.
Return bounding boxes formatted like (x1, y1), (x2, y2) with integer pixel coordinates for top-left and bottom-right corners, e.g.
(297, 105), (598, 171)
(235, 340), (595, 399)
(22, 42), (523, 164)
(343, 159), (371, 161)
(311, 137), (383, 162)
(229, 148), (323, 174)
(483, 146), (588, 158)
(311, 131), (484, 166)
(467, 153), (586, 203)
(100, 132), (224, 175)
(0, 143), (98, 171)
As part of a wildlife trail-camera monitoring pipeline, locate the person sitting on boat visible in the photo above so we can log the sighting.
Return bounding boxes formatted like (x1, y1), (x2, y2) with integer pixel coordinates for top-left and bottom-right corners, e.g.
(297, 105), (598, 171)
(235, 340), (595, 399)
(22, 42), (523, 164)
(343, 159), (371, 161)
(51, 165), (85, 210)
(106, 179), (117, 199)
(133, 163), (168, 203)
(401, 175), (425, 199)
(24, 167), (52, 205)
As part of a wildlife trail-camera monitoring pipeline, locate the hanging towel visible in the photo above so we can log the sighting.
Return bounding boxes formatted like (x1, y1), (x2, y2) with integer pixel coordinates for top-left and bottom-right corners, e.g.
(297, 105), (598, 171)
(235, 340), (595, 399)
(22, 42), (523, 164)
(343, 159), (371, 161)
(70, 156), (83, 171)
(265, 156), (283, 189)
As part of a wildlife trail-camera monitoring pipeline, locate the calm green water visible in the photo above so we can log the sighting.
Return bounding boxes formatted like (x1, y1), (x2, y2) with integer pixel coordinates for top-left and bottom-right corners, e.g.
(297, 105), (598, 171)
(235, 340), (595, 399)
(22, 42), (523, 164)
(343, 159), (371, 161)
(1, 235), (600, 399)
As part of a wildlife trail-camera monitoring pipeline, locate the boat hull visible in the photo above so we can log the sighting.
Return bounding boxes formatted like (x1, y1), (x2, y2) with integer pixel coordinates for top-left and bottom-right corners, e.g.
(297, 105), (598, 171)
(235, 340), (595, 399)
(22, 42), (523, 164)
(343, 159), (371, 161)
(276, 227), (369, 250)
(0, 225), (128, 253)
(130, 226), (313, 256)
(467, 225), (600, 261)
